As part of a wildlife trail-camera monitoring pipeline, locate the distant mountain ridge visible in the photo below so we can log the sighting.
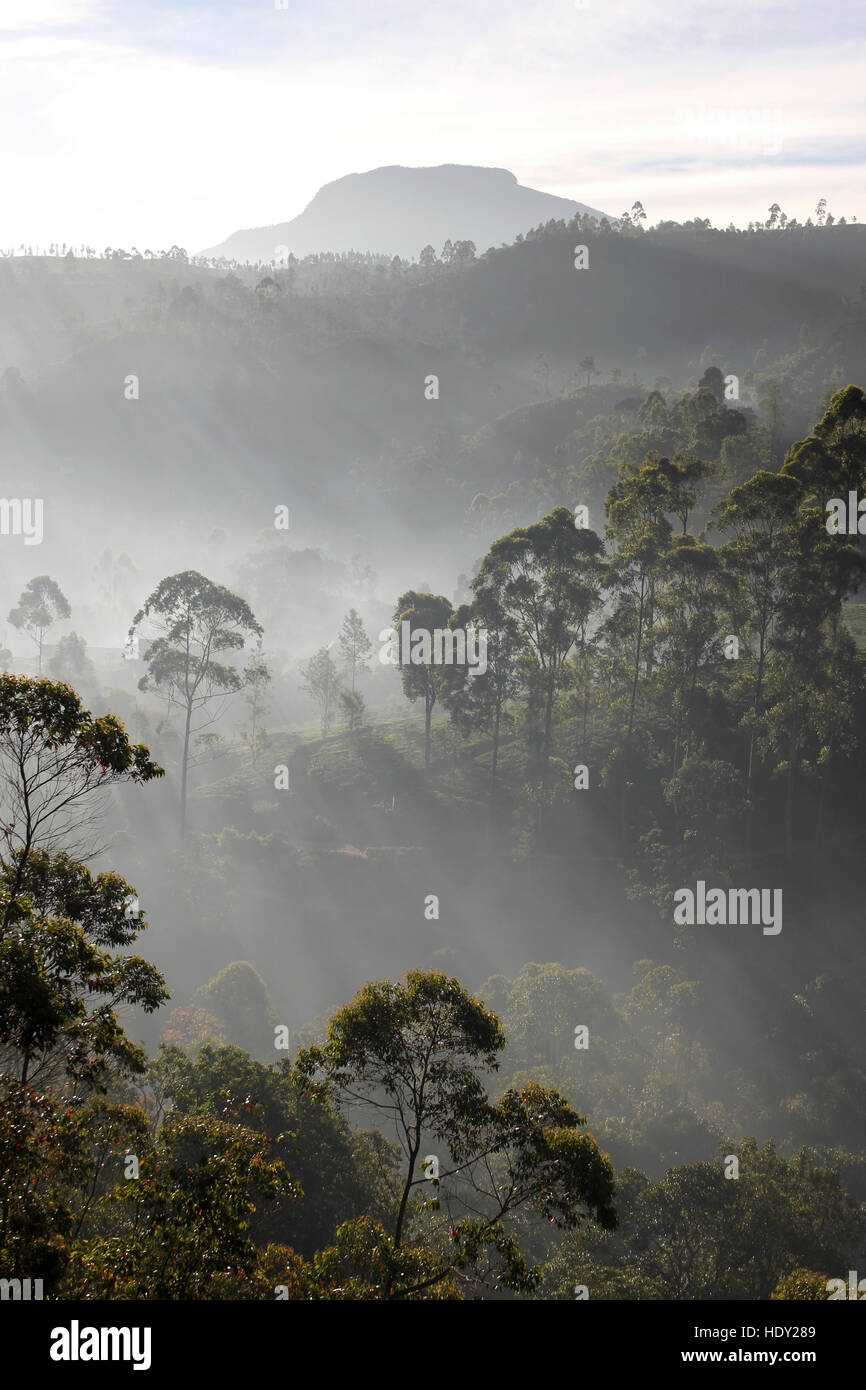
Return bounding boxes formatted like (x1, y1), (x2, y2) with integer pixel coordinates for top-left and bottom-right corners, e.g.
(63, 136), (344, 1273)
(199, 163), (613, 263)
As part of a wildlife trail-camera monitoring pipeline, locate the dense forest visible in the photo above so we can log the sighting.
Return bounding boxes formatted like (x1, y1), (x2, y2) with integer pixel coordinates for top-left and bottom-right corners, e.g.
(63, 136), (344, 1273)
(1, 201), (865, 1298)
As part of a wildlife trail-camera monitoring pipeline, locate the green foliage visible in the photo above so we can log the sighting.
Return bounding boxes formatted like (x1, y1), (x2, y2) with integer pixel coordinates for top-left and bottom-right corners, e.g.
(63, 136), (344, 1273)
(0, 1088), (148, 1287)
(0, 675), (162, 856)
(130, 570), (263, 833)
(150, 1042), (398, 1258)
(0, 875), (167, 1086)
(487, 963), (625, 1066)
(339, 687), (365, 732)
(194, 963), (278, 1060)
(64, 1114), (299, 1299)
(633, 1140), (864, 1299)
(477, 507), (605, 784)
(263, 1216), (459, 1299)
(294, 969), (616, 1296)
(543, 1142), (865, 1301)
(391, 591), (454, 768)
(783, 384), (866, 501)
(771, 1268), (831, 1300)
(440, 590), (521, 791)
(0, 678), (165, 1085)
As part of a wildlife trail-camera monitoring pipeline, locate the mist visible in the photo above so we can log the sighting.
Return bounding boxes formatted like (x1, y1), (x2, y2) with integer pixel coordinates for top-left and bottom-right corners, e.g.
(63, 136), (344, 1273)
(0, 1), (864, 1349)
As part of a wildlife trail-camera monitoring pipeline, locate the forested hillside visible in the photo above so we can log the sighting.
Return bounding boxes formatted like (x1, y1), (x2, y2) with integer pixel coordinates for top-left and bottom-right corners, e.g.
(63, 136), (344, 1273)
(1, 217), (864, 558)
(1, 211), (865, 1305)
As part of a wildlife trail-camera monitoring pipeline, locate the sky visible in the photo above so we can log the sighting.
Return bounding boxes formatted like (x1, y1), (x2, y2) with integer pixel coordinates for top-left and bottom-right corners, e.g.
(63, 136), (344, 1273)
(1, 0), (863, 253)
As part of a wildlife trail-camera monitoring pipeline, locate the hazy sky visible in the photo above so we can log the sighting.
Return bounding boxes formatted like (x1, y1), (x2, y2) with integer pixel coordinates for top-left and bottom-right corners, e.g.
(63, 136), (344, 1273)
(1, 0), (863, 252)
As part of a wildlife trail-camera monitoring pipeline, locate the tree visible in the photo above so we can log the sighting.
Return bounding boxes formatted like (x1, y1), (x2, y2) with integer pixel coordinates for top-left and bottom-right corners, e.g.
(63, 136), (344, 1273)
(254, 275), (282, 310)
(656, 537), (732, 774)
(160, 1004), (225, 1053)
(339, 688), (366, 733)
(299, 645), (342, 735)
(66, 1115), (299, 1299)
(47, 633), (95, 691)
(240, 641), (271, 759)
(628, 1141), (864, 1300)
(579, 354), (598, 389)
(656, 757), (750, 894)
(1, 1090), (146, 1288)
(128, 572), (263, 837)
(782, 384), (866, 503)
(0, 678), (165, 1087)
(392, 591), (454, 769)
(760, 380), (785, 469)
(338, 609), (372, 690)
(151, 1042), (397, 1261)
(440, 590), (521, 794)
(0, 849), (168, 1088)
(698, 365), (725, 405)
(714, 472), (802, 804)
(0, 674), (163, 872)
(267, 1215), (456, 1299)
(8, 576), (71, 674)
(478, 509), (605, 788)
(602, 457), (689, 844)
(604, 461), (673, 718)
(771, 1268), (832, 1300)
(680, 384), (746, 458)
(763, 514), (863, 860)
(293, 970), (616, 1297)
(194, 961), (278, 1060)
(488, 963), (625, 1070)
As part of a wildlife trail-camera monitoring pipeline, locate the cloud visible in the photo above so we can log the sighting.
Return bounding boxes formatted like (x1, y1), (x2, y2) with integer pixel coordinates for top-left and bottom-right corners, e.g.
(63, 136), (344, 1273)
(0, 0), (862, 249)
(0, 0), (101, 31)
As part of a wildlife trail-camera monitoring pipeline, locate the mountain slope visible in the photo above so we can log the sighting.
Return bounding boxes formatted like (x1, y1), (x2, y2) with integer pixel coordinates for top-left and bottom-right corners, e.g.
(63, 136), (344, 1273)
(199, 163), (612, 263)
(1, 222), (863, 567)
